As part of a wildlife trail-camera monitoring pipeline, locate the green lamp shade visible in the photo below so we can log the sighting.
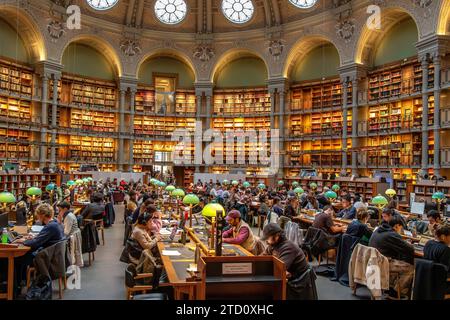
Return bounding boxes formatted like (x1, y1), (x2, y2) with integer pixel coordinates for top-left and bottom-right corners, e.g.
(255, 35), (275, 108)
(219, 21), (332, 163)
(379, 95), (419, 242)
(158, 181), (167, 188)
(165, 185), (176, 192)
(67, 180), (75, 187)
(172, 189), (186, 198)
(82, 178), (89, 183)
(152, 180), (160, 186)
(87, 177), (93, 182)
(325, 191), (338, 200)
(26, 187), (42, 197)
(149, 178), (157, 184)
(294, 187), (304, 195)
(372, 194), (388, 206)
(0, 192), (16, 204)
(75, 179), (83, 185)
(332, 184), (340, 192)
(222, 180), (229, 185)
(432, 192), (445, 200)
(183, 194), (200, 205)
(258, 183), (266, 189)
(45, 183), (56, 192)
(386, 189), (396, 197)
(243, 182), (251, 188)
(232, 180), (239, 186)
(292, 181), (299, 188)
(202, 203), (225, 218)
(278, 180), (284, 186)
(309, 182), (318, 190)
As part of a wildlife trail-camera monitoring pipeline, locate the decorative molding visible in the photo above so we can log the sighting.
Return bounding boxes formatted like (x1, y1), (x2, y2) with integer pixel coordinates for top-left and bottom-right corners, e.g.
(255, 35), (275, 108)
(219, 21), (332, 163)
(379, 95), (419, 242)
(193, 44), (215, 62)
(267, 39), (284, 61)
(120, 38), (142, 58)
(47, 20), (65, 42)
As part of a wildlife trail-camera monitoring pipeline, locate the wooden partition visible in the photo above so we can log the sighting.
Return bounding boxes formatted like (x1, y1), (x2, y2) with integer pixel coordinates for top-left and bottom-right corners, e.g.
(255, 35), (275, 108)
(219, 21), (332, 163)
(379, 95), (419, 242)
(197, 256), (286, 300)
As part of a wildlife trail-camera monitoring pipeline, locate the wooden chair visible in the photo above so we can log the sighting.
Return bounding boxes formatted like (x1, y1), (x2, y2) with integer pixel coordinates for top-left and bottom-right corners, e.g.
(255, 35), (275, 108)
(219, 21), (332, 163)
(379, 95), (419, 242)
(257, 215), (266, 237)
(84, 218), (105, 246)
(125, 264), (155, 300)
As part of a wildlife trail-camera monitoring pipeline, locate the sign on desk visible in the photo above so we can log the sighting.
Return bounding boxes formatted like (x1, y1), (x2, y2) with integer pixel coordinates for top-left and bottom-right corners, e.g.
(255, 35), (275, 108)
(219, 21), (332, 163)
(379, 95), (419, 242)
(222, 262), (253, 275)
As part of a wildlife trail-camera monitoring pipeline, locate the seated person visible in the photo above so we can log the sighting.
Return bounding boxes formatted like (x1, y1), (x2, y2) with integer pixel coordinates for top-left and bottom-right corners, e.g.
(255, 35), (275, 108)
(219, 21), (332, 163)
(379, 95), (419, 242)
(258, 195), (270, 217)
(13, 203), (64, 294)
(271, 197), (284, 216)
(147, 205), (163, 235)
(81, 192), (105, 220)
(381, 208), (408, 231)
(284, 197), (299, 218)
(261, 223), (310, 300)
(56, 201), (80, 237)
(312, 205), (345, 235)
(423, 225), (450, 275)
(222, 210), (256, 253)
(424, 210), (445, 237)
(337, 195), (356, 220)
(346, 209), (373, 245)
(369, 216), (415, 296)
(130, 212), (161, 263)
(304, 193), (319, 211)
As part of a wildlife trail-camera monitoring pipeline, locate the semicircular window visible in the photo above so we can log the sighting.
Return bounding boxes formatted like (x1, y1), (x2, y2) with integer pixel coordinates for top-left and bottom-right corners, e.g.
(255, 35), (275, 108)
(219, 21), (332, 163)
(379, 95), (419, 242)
(86, 0), (119, 11)
(154, 0), (188, 25)
(222, 0), (255, 24)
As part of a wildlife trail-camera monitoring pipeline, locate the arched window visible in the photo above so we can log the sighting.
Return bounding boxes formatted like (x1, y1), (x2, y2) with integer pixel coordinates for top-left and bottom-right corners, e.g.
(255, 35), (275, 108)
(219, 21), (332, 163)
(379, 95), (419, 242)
(86, 0), (119, 10)
(222, 0), (254, 24)
(154, 0), (188, 25)
(289, 0), (317, 9)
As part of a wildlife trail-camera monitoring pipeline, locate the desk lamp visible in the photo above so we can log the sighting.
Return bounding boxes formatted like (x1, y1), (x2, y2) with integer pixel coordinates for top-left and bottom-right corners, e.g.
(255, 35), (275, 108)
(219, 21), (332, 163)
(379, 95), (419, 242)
(232, 180), (239, 187)
(432, 192), (445, 214)
(46, 183), (56, 205)
(222, 180), (229, 186)
(0, 191), (16, 210)
(67, 180), (75, 190)
(172, 189), (185, 216)
(332, 184), (340, 192)
(278, 180), (284, 187)
(325, 191), (338, 201)
(309, 182), (318, 192)
(372, 194), (388, 222)
(243, 181), (251, 188)
(26, 187), (42, 201)
(202, 203), (225, 252)
(258, 183), (266, 190)
(385, 189), (396, 200)
(292, 181), (299, 188)
(183, 194), (200, 228)
(165, 185), (176, 216)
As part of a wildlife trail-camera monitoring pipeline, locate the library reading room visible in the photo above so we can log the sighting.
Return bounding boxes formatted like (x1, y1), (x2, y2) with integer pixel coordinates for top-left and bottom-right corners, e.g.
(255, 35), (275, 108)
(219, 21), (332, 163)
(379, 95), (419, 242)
(0, 0), (450, 304)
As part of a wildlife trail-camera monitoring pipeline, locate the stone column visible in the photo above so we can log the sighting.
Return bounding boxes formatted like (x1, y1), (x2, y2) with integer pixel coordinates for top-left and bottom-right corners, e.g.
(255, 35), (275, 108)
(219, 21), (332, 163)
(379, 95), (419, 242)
(118, 89), (126, 171)
(129, 89), (136, 171)
(432, 53), (441, 178)
(420, 55), (430, 176)
(205, 94), (212, 130)
(50, 74), (60, 167)
(269, 89), (276, 130)
(342, 79), (349, 173)
(351, 78), (359, 176)
(39, 74), (49, 169)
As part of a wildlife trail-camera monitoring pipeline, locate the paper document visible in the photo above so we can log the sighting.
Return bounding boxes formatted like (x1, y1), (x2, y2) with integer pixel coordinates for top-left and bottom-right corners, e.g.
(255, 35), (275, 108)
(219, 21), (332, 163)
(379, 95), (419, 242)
(160, 228), (173, 236)
(162, 250), (182, 256)
(31, 225), (44, 233)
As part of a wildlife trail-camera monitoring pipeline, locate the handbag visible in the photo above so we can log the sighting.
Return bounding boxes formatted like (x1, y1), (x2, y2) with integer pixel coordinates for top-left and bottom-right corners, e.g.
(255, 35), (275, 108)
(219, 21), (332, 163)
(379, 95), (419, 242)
(25, 275), (53, 300)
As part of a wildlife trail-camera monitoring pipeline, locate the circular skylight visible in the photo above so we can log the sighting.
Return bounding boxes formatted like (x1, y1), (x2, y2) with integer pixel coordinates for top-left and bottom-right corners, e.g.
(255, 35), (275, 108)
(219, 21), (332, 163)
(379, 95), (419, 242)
(86, 0), (119, 11)
(154, 0), (188, 25)
(289, 0), (318, 9)
(222, 0), (254, 24)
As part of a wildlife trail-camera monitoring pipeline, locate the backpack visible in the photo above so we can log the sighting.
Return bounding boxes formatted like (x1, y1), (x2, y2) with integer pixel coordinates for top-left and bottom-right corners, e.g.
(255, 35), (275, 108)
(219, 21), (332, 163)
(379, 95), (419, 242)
(25, 275), (53, 300)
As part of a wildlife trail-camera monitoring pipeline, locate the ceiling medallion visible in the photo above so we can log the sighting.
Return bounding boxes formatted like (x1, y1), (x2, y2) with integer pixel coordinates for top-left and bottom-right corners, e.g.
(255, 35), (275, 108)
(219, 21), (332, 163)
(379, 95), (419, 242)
(193, 45), (215, 62)
(47, 20), (65, 42)
(335, 9), (355, 43)
(120, 38), (142, 57)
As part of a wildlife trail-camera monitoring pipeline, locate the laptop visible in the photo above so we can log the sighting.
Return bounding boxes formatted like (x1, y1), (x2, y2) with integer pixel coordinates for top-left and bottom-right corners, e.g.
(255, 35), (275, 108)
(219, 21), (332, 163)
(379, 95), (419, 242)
(414, 236), (432, 250)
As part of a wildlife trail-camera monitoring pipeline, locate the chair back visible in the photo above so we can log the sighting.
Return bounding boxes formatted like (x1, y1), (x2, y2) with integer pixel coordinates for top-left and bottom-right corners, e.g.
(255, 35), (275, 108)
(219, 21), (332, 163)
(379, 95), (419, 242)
(412, 258), (448, 300)
(34, 240), (68, 280)
(125, 264), (137, 288)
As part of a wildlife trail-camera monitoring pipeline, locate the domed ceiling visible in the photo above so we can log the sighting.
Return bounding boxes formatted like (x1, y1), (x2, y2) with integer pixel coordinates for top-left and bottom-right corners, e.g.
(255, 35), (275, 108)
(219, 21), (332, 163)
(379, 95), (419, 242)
(73, 0), (333, 34)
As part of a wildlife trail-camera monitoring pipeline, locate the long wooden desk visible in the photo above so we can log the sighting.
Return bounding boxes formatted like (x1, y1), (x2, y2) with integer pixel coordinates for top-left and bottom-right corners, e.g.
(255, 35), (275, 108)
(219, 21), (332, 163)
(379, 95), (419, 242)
(0, 244), (30, 300)
(157, 225), (253, 300)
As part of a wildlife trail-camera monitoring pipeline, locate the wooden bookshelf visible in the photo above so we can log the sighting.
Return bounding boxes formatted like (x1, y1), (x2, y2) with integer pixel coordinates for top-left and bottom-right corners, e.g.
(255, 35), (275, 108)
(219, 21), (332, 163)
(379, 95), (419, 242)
(213, 117), (271, 133)
(133, 140), (154, 165)
(310, 110), (352, 136)
(70, 109), (116, 132)
(290, 80), (352, 111)
(287, 140), (351, 169)
(69, 136), (115, 163)
(0, 60), (33, 97)
(0, 129), (31, 160)
(0, 173), (59, 196)
(366, 134), (419, 168)
(0, 95), (31, 122)
(213, 89), (271, 115)
(135, 87), (156, 114)
(412, 180), (450, 202)
(183, 167), (195, 187)
(175, 90), (196, 115)
(134, 116), (196, 136)
(290, 115), (304, 137)
(394, 179), (413, 204)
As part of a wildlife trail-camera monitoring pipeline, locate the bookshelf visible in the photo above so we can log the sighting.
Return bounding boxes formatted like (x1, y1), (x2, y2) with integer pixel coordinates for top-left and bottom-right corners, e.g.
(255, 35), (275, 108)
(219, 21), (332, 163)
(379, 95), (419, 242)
(0, 129), (31, 160)
(0, 61), (33, 97)
(183, 167), (195, 187)
(70, 109), (116, 132)
(135, 88), (156, 114)
(133, 140), (154, 165)
(290, 115), (304, 136)
(412, 180), (450, 202)
(394, 179), (413, 204)
(0, 95), (31, 122)
(175, 90), (196, 115)
(134, 116), (196, 136)
(213, 89), (271, 115)
(310, 110), (352, 136)
(290, 80), (352, 111)
(0, 173), (59, 196)
(366, 134), (418, 168)
(213, 117), (271, 133)
(69, 136), (115, 163)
